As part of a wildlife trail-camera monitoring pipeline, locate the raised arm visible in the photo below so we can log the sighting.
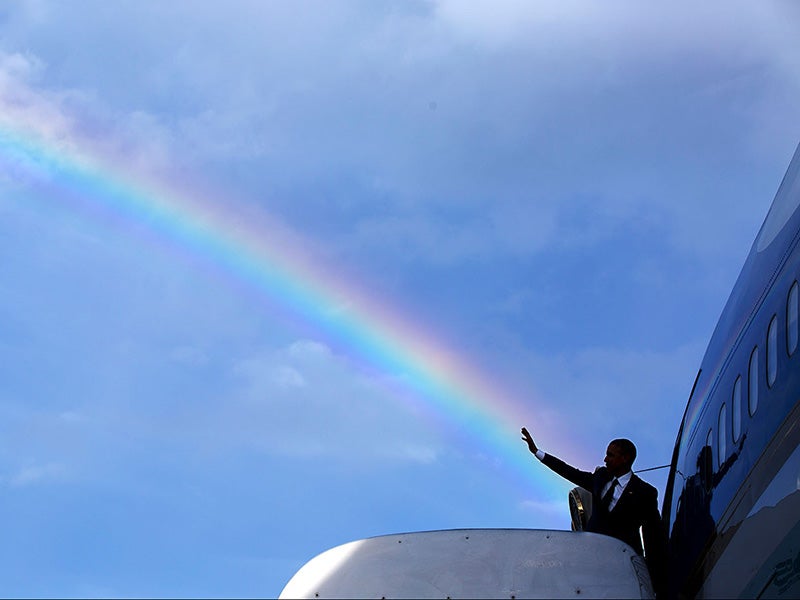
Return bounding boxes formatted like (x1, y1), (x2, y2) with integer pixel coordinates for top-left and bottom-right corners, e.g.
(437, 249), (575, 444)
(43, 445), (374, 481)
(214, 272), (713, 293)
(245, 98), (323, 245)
(521, 426), (595, 491)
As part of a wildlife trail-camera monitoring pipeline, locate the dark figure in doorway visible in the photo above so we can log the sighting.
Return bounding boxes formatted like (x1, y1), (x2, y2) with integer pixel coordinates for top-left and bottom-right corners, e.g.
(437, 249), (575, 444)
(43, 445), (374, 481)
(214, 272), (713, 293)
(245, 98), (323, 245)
(521, 427), (666, 594)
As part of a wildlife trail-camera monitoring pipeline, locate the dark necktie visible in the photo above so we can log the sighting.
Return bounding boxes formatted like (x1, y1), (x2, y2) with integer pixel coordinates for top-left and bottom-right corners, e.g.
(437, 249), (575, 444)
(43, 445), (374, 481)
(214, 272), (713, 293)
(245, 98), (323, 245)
(601, 478), (618, 512)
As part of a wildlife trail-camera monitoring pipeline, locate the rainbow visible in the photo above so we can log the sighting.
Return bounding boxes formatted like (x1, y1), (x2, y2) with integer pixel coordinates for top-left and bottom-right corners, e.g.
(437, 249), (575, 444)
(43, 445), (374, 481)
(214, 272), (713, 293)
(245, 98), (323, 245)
(0, 122), (575, 498)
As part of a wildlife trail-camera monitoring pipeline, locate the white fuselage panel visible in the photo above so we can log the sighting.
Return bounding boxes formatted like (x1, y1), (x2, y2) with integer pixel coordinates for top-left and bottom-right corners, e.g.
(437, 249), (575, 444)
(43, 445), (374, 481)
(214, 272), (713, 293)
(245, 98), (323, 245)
(280, 528), (654, 599)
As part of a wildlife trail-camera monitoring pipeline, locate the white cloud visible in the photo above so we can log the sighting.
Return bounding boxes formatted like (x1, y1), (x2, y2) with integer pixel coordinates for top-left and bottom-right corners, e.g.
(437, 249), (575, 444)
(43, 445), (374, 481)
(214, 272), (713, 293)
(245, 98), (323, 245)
(0, 51), (78, 186)
(287, 339), (331, 360)
(435, 1), (790, 61)
(219, 340), (445, 464)
(0, 50), (43, 83)
(4, 2), (798, 272)
(232, 342), (327, 396)
(270, 365), (307, 389)
(0, 48), (176, 186)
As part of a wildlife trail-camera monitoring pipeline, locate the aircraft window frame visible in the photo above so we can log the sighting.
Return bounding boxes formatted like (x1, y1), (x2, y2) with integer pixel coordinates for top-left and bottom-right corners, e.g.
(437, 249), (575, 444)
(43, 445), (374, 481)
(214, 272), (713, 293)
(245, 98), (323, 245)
(788, 281), (799, 356)
(717, 403), (727, 468)
(749, 346), (759, 416)
(768, 315), (778, 388)
(732, 375), (742, 443)
(704, 428), (714, 493)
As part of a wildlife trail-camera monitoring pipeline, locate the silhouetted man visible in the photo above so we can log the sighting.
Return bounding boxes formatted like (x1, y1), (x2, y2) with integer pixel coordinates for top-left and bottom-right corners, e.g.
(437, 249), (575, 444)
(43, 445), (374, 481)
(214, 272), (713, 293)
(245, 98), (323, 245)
(521, 427), (666, 592)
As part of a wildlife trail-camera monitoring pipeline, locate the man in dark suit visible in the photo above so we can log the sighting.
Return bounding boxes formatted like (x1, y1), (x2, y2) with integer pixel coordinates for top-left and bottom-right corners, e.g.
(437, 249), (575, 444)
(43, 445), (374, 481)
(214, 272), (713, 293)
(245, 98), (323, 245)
(521, 427), (666, 591)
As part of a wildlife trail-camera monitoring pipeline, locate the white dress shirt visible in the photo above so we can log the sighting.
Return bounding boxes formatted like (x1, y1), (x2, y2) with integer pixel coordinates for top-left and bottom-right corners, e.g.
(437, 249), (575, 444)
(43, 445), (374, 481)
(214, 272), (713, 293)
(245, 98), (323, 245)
(602, 470), (632, 511)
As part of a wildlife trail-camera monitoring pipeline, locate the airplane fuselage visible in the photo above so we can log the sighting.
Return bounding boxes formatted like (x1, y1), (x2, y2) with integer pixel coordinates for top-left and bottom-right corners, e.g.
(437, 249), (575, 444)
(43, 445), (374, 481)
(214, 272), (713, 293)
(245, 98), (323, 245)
(664, 142), (800, 598)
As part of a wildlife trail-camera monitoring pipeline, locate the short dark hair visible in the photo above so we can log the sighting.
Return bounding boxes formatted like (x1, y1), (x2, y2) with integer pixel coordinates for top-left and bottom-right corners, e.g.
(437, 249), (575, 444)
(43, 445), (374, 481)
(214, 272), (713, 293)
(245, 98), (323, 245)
(610, 438), (637, 466)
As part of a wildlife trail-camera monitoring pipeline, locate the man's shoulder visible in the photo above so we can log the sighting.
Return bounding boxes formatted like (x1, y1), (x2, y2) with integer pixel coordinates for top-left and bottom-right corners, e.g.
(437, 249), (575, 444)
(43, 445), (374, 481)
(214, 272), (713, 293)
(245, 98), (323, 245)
(630, 474), (658, 496)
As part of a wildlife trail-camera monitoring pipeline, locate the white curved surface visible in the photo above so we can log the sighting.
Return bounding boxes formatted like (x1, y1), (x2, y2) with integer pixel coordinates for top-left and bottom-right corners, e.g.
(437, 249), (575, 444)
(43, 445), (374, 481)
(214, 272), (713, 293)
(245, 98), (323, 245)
(756, 142), (800, 252)
(280, 528), (654, 599)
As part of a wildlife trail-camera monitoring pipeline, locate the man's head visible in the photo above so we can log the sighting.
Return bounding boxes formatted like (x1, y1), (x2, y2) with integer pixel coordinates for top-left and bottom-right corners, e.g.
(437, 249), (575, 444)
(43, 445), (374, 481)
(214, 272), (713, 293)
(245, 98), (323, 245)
(604, 439), (637, 477)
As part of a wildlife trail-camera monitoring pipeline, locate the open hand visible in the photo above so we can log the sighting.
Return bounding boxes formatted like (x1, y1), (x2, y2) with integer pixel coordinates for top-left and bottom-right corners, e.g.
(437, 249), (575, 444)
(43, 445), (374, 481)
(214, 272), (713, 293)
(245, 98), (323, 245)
(521, 427), (538, 454)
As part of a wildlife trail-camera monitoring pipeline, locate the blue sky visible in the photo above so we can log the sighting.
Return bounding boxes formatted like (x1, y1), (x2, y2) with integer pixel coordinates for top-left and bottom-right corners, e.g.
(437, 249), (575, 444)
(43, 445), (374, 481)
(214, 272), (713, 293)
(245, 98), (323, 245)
(1, 1), (800, 597)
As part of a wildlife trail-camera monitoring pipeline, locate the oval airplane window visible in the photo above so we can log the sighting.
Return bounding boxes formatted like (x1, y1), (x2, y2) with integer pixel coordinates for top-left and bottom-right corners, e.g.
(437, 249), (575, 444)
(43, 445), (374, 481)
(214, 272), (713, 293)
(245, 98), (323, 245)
(756, 149), (800, 252)
(788, 281), (799, 356)
(749, 346), (759, 416)
(703, 429), (714, 493)
(717, 403), (727, 468)
(768, 315), (778, 387)
(732, 376), (742, 443)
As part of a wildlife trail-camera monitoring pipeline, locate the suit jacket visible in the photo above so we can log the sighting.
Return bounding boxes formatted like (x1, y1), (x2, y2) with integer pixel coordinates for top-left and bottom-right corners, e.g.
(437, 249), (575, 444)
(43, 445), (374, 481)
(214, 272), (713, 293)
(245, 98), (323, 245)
(542, 453), (665, 561)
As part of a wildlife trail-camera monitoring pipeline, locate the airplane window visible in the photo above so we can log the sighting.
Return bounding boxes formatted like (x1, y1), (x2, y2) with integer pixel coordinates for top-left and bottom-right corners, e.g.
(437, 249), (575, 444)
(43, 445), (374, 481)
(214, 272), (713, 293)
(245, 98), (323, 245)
(704, 429), (714, 492)
(788, 281), (799, 356)
(749, 346), (759, 416)
(732, 376), (742, 442)
(717, 403), (727, 467)
(768, 315), (778, 387)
